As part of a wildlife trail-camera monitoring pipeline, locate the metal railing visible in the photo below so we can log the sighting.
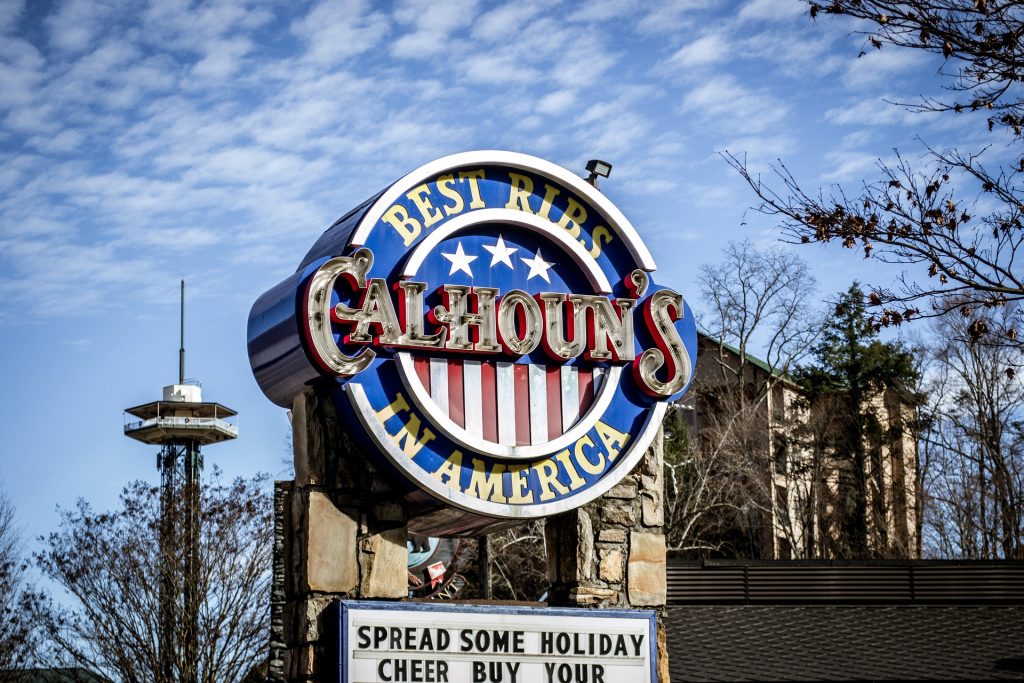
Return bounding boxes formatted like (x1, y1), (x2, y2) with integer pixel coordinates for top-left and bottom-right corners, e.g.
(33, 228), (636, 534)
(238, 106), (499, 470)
(124, 416), (238, 436)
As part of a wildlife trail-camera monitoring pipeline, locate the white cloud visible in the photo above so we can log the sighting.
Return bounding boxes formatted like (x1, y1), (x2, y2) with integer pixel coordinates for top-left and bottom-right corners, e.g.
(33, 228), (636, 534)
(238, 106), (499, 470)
(635, 0), (712, 34)
(140, 0), (274, 54)
(459, 52), (541, 85)
(681, 74), (788, 135)
(843, 44), (933, 90)
(392, 0), (479, 59)
(583, 111), (651, 159)
(536, 89), (576, 115)
(0, 234), (161, 315)
(50, 39), (176, 111)
(737, 0), (805, 22)
(25, 128), (83, 153)
(685, 182), (739, 209)
(551, 44), (618, 88)
(0, 0), (25, 35)
(838, 130), (875, 149)
(191, 37), (253, 80)
(825, 96), (919, 127)
(573, 84), (654, 126)
(667, 33), (729, 70)
(821, 151), (881, 182)
(613, 159), (683, 196)
(738, 28), (845, 79)
(720, 134), (796, 166)
(0, 0), (984, 329)
(4, 101), (61, 134)
(291, 0), (390, 66)
(44, 0), (116, 53)
(0, 37), (44, 108)
(568, 0), (634, 23)
(472, 1), (544, 42)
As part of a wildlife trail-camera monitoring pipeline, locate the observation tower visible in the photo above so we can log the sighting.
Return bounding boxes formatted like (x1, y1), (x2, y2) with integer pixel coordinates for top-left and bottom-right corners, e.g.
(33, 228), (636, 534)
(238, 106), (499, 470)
(123, 280), (237, 683)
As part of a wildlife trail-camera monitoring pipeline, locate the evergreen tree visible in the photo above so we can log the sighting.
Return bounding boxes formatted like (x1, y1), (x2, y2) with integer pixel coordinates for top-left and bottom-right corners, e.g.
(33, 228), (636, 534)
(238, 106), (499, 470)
(796, 284), (920, 558)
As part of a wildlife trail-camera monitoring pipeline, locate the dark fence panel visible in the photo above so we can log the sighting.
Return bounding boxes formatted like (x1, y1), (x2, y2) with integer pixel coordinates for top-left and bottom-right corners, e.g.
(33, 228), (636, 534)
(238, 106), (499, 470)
(667, 560), (1024, 604)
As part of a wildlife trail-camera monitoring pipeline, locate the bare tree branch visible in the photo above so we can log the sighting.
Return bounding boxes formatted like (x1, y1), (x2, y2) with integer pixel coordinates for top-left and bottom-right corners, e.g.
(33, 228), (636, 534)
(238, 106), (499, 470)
(34, 473), (272, 683)
(0, 486), (39, 680)
(919, 299), (1024, 558)
(726, 1), (1024, 347)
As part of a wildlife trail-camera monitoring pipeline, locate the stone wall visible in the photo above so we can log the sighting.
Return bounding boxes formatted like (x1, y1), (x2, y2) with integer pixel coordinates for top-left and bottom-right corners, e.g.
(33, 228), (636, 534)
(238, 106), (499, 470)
(272, 383), (670, 681)
(276, 386), (408, 683)
(268, 482), (288, 682)
(545, 427), (670, 681)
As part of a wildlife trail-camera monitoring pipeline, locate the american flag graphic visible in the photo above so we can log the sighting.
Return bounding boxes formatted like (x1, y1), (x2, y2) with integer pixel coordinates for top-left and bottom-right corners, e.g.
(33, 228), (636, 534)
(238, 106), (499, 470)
(411, 357), (607, 446)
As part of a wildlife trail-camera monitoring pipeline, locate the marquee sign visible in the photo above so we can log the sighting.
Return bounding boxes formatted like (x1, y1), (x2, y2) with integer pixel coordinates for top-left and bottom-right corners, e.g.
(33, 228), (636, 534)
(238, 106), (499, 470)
(332, 600), (656, 683)
(248, 151), (696, 534)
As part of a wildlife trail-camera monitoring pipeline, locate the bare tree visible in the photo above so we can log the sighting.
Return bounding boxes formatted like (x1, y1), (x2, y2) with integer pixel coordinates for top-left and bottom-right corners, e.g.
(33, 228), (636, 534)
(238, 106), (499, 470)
(0, 487), (37, 681)
(487, 521), (549, 602)
(920, 301), (1024, 558)
(666, 241), (819, 558)
(35, 473), (272, 683)
(726, 1), (1024, 347)
(699, 240), (819, 379)
(663, 402), (766, 556)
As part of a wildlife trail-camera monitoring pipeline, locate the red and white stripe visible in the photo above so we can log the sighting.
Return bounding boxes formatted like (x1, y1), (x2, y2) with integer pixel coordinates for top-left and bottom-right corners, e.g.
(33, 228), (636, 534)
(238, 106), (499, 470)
(413, 357), (606, 446)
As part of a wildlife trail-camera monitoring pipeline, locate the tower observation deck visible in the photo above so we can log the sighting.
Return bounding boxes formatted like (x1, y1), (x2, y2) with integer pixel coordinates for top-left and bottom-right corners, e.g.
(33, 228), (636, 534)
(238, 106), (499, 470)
(124, 381), (238, 446)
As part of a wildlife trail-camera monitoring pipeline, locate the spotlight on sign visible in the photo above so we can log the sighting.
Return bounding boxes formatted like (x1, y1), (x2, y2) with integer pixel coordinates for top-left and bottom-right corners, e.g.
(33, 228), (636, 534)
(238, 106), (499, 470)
(585, 159), (612, 187)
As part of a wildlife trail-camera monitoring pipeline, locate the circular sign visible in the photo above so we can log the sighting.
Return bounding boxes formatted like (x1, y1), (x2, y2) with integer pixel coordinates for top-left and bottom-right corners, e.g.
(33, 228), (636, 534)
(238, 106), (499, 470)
(248, 151), (696, 535)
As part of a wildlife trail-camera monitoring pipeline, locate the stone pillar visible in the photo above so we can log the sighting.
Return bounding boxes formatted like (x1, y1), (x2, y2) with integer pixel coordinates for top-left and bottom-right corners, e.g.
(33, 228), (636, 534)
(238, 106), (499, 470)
(277, 385), (408, 683)
(545, 427), (670, 682)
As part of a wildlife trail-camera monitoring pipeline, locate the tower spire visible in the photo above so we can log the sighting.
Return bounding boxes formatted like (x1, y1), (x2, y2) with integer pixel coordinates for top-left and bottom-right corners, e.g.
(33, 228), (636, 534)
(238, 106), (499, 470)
(179, 279), (185, 385)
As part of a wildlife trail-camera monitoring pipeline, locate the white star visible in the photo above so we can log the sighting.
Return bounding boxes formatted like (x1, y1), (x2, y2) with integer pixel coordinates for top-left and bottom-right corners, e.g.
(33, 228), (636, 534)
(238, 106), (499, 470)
(521, 248), (554, 283)
(441, 241), (477, 278)
(482, 235), (518, 269)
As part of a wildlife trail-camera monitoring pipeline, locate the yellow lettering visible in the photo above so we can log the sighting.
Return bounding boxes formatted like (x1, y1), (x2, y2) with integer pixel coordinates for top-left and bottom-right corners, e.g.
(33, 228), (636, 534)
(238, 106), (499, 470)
(505, 172), (535, 214)
(556, 197), (587, 238)
(536, 183), (561, 221)
(374, 393), (410, 424)
(595, 421), (630, 462)
(589, 225), (614, 258)
(374, 392), (435, 459)
(574, 435), (604, 475)
(381, 204), (422, 246)
(406, 184), (443, 228)
(466, 458), (507, 503)
(507, 465), (535, 504)
(535, 457), (569, 501)
(436, 173), (465, 217)
(458, 169), (486, 209)
(391, 413), (435, 459)
(432, 450), (463, 487)
(554, 449), (586, 490)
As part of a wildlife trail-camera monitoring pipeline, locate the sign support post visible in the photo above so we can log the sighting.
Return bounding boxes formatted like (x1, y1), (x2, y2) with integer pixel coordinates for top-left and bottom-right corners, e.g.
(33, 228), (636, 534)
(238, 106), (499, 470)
(273, 387), (409, 682)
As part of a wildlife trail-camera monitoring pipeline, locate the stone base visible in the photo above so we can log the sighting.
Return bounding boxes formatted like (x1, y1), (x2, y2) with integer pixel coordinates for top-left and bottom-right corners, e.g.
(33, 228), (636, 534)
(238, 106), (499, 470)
(271, 386), (670, 681)
(272, 387), (409, 683)
(545, 427), (669, 679)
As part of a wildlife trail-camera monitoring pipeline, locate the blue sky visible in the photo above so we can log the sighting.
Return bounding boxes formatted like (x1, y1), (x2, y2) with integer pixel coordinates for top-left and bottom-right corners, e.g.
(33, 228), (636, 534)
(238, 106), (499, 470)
(0, 0), (982, 551)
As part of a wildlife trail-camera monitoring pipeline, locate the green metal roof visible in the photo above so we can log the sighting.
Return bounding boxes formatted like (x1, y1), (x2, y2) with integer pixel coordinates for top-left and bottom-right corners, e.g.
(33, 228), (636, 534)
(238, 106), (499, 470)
(697, 332), (793, 382)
